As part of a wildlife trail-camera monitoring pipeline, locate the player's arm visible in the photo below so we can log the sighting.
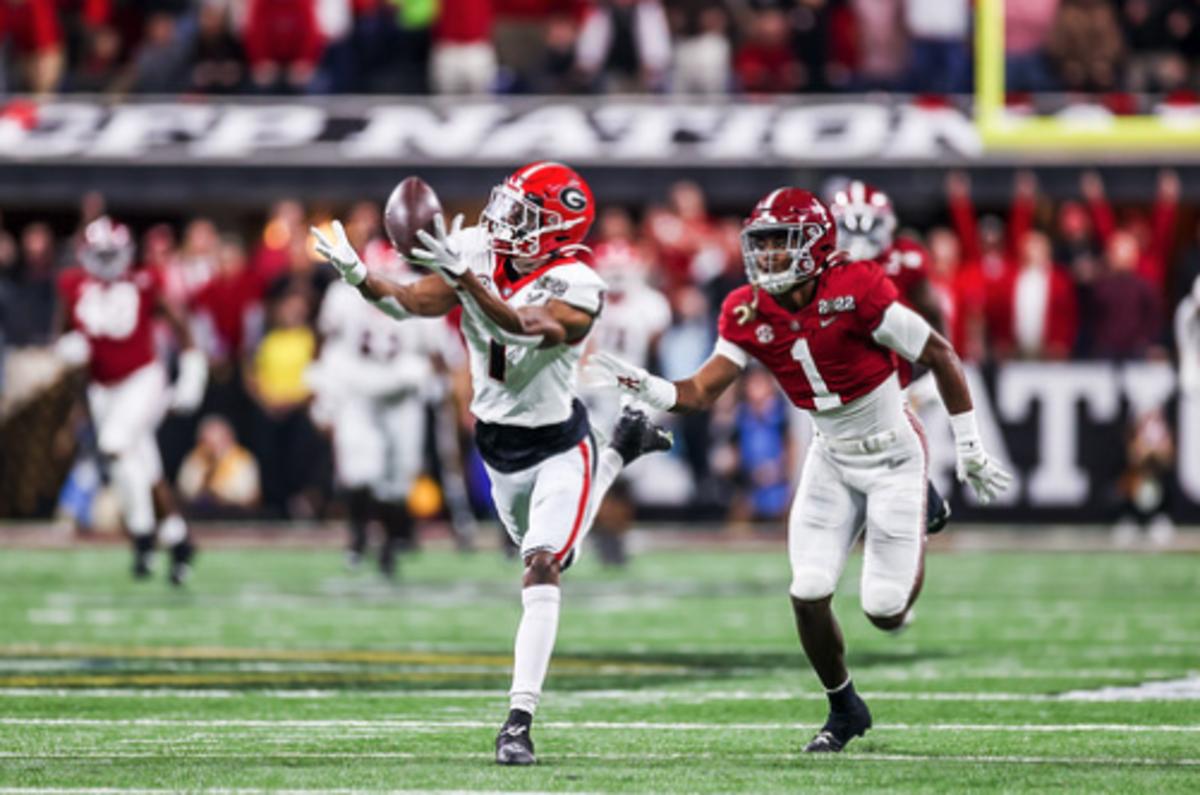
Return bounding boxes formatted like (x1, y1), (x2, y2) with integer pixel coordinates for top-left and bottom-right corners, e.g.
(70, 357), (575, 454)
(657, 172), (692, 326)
(156, 293), (208, 412)
(455, 271), (593, 348)
(583, 349), (741, 414)
(872, 302), (1012, 502)
(311, 221), (459, 319)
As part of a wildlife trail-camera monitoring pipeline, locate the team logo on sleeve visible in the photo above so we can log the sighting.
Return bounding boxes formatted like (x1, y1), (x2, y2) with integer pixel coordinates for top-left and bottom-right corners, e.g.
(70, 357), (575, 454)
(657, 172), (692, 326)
(755, 324), (775, 344)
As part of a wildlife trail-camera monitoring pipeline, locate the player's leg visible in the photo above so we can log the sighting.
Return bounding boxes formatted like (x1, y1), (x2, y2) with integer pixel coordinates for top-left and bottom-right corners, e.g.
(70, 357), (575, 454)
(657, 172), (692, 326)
(496, 438), (594, 766)
(375, 400), (424, 580)
(787, 446), (872, 753)
(860, 416), (929, 632)
(334, 401), (385, 567)
(146, 440), (194, 587)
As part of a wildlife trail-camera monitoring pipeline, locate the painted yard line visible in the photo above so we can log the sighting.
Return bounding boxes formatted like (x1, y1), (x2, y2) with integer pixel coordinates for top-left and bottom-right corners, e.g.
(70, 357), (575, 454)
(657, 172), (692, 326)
(0, 687), (1195, 703)
(0, 790), (581, 795)
(2, 717), (1198, 733)
(0, 752), (1197, 769)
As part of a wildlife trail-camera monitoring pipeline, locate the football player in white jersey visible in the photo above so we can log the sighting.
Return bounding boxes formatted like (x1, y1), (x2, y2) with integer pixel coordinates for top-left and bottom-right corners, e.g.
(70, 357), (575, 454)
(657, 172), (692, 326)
(311, 161), (672, 766)
(585, 211), (672, 564)
(309, 242), (454, 577)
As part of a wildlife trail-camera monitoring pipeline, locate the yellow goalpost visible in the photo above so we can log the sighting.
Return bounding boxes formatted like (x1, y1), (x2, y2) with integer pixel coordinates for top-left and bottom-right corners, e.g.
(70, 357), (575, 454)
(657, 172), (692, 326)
(974, 0), (1200, 151)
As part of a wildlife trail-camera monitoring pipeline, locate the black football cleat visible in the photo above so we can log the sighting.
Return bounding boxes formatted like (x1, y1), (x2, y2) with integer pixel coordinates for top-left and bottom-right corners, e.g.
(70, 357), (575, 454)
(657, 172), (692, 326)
(609, 405), (673, 465)
(804, 696), (873, 753)
(132, 536), (155, 580)
(495, 719), (536, 766)
(168, 540), (194, 587)
(925, 481), (951, 535)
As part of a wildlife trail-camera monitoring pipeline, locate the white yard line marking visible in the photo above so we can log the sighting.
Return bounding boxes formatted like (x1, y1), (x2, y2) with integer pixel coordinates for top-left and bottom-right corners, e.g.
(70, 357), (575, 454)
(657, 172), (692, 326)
(0, 686), (1195, 703)
(1, 717), (1197, 733)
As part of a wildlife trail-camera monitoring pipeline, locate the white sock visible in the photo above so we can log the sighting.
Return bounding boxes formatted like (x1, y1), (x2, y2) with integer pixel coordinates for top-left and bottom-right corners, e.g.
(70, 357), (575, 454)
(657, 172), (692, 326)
(158, 514), (187, 546)
(508, 584), (562, 716)
(113, 456), (154, 537)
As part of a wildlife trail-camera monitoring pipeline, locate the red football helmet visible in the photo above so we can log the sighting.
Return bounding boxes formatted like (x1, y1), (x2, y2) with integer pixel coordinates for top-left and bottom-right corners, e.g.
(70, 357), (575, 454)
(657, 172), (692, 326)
(79, 216), (135, 280)
(741, 188), (838, 294)
(829, 180), (897, 261)
(482, 161), (595, 263)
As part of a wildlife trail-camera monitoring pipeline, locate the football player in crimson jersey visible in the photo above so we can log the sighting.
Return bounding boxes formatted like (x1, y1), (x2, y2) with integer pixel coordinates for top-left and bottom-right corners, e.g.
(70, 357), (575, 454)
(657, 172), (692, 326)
(829, 180), (952, 534)
(585, 188), (1011, 753)
(54, 217), (208, 585)
(311, 161), (673, 766)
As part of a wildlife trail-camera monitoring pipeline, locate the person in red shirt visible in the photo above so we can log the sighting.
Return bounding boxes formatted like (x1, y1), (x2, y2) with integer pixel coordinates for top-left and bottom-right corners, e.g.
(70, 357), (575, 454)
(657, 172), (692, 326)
(990, 230), (1078, 360)
(0, 0), (64, 94)
(242, 0), (324, 91)
(1080, 169), (1179, 297)
(585, 188), (1010, 754)
(829, 180), (951, 533)
(55, 217), (209, 585)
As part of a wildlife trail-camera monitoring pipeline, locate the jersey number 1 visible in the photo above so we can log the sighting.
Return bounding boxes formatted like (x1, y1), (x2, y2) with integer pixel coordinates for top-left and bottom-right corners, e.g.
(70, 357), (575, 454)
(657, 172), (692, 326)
(790, 338), (842, 410)
(488, 340), (506, 382)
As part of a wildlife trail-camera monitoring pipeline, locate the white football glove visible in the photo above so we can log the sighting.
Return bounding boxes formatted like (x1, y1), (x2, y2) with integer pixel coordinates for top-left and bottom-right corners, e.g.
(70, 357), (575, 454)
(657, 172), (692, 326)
(581, 351), (677, 412)
(54, 331), (91, 368)
(412, 213), (467, 285)
(950, 411), (1013, 505)
(311, 221), (366, 286)
(170, 349), (208, 413)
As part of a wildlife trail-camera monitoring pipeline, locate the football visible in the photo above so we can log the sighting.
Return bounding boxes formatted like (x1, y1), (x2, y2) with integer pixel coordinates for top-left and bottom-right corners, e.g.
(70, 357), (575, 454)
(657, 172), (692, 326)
(384, 176), (442, 260)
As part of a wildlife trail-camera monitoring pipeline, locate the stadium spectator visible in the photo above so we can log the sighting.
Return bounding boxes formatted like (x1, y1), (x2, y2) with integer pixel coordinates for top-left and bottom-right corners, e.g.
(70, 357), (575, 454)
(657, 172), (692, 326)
(124, 12), (191, 94)
(191, 236), (264, 366)
(252, 200), (306, 285)
(245, 288), (325, 517)
(242, 0), (325, 93)
(668, 0), (730, 95)
(1048, 0), (1125, 92)
(847, 0), (908, 90)
(1085, 230), (1163, 360)
(163, 218), (220, 306)
(0, 0), (64, 95)
(904, 0), (970, 93)
(177, 414), (262, 517)
(2, 223), (58, 347)
(644, 180), (717, 291)
(188, 0), (247, 94)
(733, 8), (801, 94)
(992, 230), (1078, 361)
(430, 0), (497, 94)
(1080, 169), (1179, 296)
(727, 366), (795, 522)
(575, 0), (672, 93)
(1004, 0), (1060, 92)
(493, 0), (567, 91)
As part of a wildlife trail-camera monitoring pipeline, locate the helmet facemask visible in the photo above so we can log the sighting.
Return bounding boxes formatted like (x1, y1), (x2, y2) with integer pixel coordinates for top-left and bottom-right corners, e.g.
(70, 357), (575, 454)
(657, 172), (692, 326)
(741, 222), (824, 294)
(79, 219), (134, 281)
(835, 209), (892, 261)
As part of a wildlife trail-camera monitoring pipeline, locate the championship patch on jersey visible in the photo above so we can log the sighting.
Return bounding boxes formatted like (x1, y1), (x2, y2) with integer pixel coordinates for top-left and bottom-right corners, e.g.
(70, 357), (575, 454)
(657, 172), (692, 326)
(818, 295), (857, 315)
(535, 274), (569, 297)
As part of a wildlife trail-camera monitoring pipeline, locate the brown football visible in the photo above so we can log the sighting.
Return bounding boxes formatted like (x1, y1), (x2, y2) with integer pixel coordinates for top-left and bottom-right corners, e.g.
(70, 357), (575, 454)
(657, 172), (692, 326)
(384, 176), (443, 260)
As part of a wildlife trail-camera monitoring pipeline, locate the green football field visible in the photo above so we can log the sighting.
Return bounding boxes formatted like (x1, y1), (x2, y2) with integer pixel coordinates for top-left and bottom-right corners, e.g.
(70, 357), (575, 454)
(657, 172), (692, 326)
(0, 543), (1198, 793)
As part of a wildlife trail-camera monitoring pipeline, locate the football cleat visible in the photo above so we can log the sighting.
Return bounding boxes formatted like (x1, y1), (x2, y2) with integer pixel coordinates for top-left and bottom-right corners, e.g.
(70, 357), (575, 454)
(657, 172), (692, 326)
(379, 538), (399, 581)
(926, 481), (951, 535)
(495, 719), (536, 766)
(609, 405), (673, 465)
(804, 696), (873, 753)
(168, 541), (194, 587)
(132, 537), (154, 580)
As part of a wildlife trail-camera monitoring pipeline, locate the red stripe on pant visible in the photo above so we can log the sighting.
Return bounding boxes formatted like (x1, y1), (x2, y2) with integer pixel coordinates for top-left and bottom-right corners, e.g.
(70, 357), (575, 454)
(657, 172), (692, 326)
(903, 407), (929, 614)
(554, 439), (592, 562)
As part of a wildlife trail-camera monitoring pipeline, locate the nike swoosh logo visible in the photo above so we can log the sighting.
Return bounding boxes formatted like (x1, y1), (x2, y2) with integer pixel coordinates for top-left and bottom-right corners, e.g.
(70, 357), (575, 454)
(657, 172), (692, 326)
(503, 726), (527, 737)
(819, 317), (837, 328)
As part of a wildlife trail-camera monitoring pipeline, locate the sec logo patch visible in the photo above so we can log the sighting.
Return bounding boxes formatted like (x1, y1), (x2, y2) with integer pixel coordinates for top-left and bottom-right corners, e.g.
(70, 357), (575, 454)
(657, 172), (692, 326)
(756, 324), (775, 344)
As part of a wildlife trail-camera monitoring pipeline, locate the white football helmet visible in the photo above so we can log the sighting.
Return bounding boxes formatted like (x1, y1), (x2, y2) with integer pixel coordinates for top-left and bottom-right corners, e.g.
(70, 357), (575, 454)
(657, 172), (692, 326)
(79, 216), (135, 280)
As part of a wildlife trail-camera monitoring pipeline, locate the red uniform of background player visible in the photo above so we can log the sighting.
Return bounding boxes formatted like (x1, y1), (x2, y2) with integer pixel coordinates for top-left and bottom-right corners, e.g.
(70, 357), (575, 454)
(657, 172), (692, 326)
(54, 217), (207, 585)
(829, 180), (952, 532)
(585, 187), (1010, 755)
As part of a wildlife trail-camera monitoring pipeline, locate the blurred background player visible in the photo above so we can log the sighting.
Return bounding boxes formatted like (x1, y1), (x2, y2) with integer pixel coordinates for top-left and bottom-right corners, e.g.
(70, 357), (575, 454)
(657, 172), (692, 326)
(585, 188), (1010, 754)
(54, 217), (207, 584)
(584, 207), (672, 565)
(830, 180), (952, 533)
(309, 204), (458, 579)
(312, 162), (673, 766)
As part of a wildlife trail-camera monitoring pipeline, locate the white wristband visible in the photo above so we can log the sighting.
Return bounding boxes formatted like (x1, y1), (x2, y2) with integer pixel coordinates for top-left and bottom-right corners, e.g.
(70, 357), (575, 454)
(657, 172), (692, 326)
(949, 409), (980, 444)
(644, 375), (678, 412)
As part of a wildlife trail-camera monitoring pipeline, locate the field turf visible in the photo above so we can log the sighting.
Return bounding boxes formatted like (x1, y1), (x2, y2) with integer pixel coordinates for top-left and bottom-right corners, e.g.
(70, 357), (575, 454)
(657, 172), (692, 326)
(0, 544), (1197, 793)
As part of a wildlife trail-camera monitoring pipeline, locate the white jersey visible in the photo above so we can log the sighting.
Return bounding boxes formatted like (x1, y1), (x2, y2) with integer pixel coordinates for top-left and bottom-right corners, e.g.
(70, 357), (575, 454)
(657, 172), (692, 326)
(313, 280), (451, 404)
(453, 226), (606, 428)
(591, 283), (671, 370)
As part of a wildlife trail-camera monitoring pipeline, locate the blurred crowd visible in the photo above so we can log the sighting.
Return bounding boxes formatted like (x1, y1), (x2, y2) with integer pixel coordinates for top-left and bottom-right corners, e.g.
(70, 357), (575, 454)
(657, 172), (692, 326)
(2, 0), (1199, 97)
(2, 170), (1199, 527)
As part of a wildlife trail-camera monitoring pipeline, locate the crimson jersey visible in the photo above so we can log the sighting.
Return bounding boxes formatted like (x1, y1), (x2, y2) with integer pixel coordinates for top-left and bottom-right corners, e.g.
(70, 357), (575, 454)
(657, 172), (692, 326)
(58, 266), (161, 385)
(717, 260), (899, 411)
(874, 236), (930, 307)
